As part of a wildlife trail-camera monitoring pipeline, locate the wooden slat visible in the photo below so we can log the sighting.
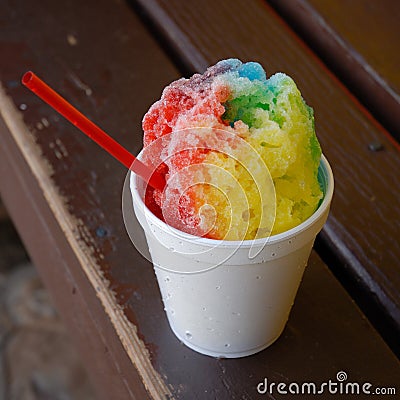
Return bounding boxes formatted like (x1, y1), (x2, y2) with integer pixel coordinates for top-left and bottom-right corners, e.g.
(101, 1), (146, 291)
(134, 0), (400, 355)
(268, 0), (400, 140)
(0, 0), (179, 398)
(0, 199), (8, 221)
(0, 115), (149, 400)
(1, 0), (399, 399)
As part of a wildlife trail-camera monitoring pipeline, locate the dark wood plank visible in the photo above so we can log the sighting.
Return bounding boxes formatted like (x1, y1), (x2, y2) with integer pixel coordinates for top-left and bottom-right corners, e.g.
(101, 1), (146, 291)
(0, 115), (149, 400)
(0, 0), (179, 398)
(0, 199), (7, 221)
(268, 0), (400, 140)
(1, 1), (399, 399)
(133, 0), (400, 355)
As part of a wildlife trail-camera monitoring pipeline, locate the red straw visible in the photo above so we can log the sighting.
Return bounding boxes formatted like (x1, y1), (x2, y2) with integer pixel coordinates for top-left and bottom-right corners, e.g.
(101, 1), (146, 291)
(22, 71), (165, 191)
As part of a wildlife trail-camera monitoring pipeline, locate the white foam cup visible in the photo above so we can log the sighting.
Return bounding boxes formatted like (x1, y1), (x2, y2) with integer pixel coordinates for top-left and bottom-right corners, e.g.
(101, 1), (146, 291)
(130, 154), (333, 358)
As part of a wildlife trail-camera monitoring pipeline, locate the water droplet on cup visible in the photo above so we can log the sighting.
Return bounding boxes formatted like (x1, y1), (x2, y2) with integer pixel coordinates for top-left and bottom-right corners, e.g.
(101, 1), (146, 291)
(271, 252), (276, 257)
(216, 285), (221, 290)
(256, 276), (261, 280)
(224, 343), (230, 348)
(170, 309), (175, 315)
(232, 311), (241, 316)
(185, 331), (192, 339)
(165, 276), (171, 282)
(202, 307), (207, 311)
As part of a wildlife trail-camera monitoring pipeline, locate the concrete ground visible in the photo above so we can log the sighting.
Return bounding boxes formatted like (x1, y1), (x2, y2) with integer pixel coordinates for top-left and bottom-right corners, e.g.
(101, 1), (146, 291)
(0, 199), (95, 400)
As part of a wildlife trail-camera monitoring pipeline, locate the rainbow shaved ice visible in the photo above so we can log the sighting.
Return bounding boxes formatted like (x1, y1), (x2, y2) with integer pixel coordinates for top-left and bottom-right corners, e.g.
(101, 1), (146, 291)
(142, 59), (323, 240)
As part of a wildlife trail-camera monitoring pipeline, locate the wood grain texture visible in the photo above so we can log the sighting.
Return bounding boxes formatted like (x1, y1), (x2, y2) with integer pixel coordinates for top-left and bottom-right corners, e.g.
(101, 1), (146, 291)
(0, 0), (178, 398)
(1, 0), (400, 399)
(134, 0), (400, 352)
(268, 0), (400, 140)
(0, 106), (149, 400)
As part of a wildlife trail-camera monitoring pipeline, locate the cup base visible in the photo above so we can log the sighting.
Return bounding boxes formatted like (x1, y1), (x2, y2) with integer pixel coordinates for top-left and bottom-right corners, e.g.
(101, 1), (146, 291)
(170, 324), (284, 358)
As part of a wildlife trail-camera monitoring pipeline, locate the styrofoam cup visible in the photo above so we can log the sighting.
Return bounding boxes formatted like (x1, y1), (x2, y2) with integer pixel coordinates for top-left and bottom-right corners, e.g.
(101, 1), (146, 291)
(130, 155), (334, 358)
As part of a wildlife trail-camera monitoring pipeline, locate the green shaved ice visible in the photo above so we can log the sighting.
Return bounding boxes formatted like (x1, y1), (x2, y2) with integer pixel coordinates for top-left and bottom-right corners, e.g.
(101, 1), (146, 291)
(220, 69), (322, 234)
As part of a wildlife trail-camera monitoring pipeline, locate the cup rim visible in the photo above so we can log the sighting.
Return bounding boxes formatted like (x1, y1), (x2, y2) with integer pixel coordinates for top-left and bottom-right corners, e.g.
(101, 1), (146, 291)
(131, 154), (334, 248)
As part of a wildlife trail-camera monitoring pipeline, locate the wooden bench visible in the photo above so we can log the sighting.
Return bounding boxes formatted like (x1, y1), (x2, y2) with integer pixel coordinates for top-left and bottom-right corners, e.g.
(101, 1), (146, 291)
(0, 0), (399, 398)
(135, 0), (400, 356)
(267, 0), (400, 355)
(268, 0), (400, 140)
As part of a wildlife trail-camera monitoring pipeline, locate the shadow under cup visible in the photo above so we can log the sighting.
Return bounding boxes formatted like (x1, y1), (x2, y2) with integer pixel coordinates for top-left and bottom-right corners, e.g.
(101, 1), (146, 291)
(130, 155), (334, 358)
